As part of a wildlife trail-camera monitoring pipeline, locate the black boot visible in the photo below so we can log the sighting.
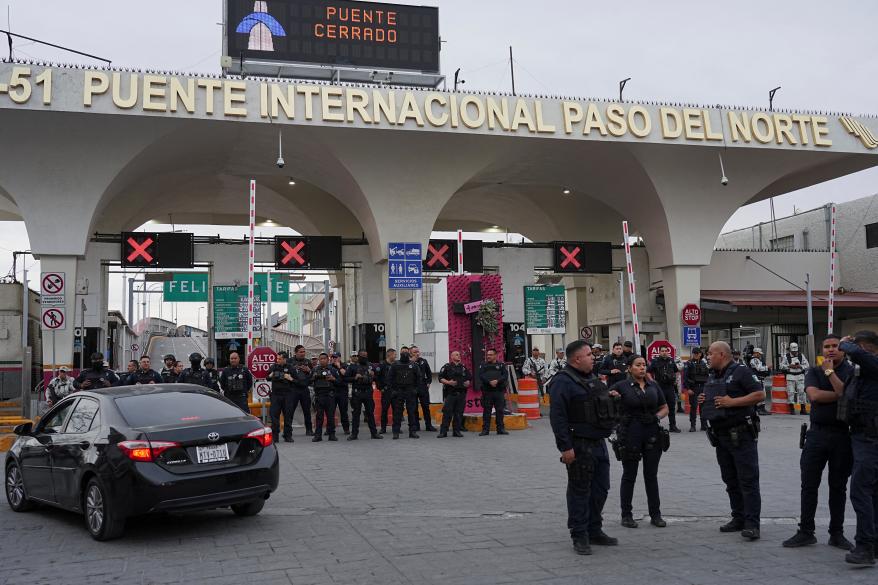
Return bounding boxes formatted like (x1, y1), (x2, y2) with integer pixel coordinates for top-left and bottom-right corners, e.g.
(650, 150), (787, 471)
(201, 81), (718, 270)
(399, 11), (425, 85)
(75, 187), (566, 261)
(572, 537), (591, 555)
(347, 433), (358, 441)
(379, 428), (386, 435)
(452, 430), (464, 438)
(497, 429), (509, 435)
(689, 424), (696, 432)
(437, 430), (448, 438)
(782, 531), (816, 548)
(741, 528), (760, 540)
(312, 435), (322, 442)
(720, 519), (744, 532)
(305, 430), (313, 437)
(479, 430), (490, 436)
(371, 432), (383, 439)
(846, 545), (876, 565)
(392, 432), (400, 439)
(621, 515), (638, 528)
(409, 431), (419, 439)
(328, 435), (338, 441)
(650, 516), (667, 528)
(589, 531), (618, 546)
(828, 533), (854, 550)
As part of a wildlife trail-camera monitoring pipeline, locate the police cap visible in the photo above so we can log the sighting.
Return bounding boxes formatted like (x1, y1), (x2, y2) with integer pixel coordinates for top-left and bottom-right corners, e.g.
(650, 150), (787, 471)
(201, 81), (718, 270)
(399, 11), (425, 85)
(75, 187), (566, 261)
(277, 351), (289, 359)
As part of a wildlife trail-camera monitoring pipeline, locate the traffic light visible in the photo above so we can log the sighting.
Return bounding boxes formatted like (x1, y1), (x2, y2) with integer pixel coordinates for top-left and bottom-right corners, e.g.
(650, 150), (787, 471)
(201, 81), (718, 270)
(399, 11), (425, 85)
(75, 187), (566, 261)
(274, 236), (342, 270)
(121, 232), (194, 268)
(552, 241), (613, 274)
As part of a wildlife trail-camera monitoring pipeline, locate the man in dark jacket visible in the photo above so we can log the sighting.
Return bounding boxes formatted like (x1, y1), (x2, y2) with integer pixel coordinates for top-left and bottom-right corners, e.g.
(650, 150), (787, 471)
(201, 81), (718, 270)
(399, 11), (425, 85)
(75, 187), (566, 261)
(478, 349), (509, 436)
(74, 352), (119, 390)
(289, 345), (313, 436)
(388, 348), (421, 439)
(124, 355), (162, 385)
(599, 343), (629, 387)
(411, 346), (437, 432)
(219, 352), (253, 413)
(268, 351), (296, 443)
(437, 350), (471, 437)
(683, 347), (709, 431)
(376, 349), (396, 434)
(648, 346), (681, 433)
(346, 350), (382, 440)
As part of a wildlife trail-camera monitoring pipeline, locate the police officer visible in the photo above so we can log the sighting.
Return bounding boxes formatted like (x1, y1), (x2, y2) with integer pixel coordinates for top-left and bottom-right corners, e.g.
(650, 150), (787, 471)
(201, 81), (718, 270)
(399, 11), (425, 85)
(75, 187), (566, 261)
(74, 352), (120, 390)
(376, 349), (396, 434)
(201, 357), (221, 391)
(648, 346), (682, 433)
(219, 352), (253, 413)
(268, 351), (296, 443)
(437, 350), (471, 438)
(550, 340), (621, 555)
(600, 343), (629, 387)
(311, 353), (339, 442)
(289, 345), (314, 437)
(683, 347), (709, 432)
(699, 341), (764, 540)
(124, 355), (162, 385)
(783, 334), (854, 550)
(781, 342), (811, 415)
(160, 353), (177, 383)
(178, 352), (208, 386)
(330, 353), (351, 435)
(388, 347), (421, 439)
(410, 346), (437, 432)
(839, 331), (878, 565)
(611, 355), (669, 529)
(347, 350), (382, 440)
(478, 348), (509, 436)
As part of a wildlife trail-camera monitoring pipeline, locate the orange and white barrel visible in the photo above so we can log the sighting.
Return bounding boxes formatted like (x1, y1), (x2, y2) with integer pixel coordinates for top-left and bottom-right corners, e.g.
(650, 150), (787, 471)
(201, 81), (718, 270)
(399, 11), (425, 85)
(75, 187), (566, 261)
(516, 377), (541, 419)
(770, 374), (789, 414)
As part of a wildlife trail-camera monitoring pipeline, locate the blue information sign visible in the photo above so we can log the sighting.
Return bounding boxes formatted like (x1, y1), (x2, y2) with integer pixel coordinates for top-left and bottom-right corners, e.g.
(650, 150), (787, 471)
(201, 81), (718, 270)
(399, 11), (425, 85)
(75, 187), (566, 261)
(388, 242), (423, 290)
(682, 326), (702, 347)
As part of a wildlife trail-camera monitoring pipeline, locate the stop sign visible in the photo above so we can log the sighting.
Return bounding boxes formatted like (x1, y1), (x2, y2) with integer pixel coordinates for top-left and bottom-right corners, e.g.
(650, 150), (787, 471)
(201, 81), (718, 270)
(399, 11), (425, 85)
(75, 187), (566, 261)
(247, 346), (278, 380)
(647, 340), (676, 362)
(681, 303), (701, 326)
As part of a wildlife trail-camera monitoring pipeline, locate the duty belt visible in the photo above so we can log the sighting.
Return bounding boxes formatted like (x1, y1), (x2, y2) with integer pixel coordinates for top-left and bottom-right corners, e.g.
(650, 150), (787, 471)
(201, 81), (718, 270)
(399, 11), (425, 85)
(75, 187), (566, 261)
(810, 423), (849, 433)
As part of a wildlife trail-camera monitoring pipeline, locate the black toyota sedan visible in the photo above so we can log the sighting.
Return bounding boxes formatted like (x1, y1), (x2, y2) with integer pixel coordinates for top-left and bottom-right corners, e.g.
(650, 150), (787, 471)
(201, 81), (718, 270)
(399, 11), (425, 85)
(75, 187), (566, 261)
(4, 384), (279, 540)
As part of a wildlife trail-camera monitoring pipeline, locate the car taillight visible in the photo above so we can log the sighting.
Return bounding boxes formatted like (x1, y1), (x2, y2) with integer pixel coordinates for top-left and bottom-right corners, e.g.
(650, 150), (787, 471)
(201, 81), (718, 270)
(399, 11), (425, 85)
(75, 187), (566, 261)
(245, 427), (272, 447)
(118, 440), (181, 462)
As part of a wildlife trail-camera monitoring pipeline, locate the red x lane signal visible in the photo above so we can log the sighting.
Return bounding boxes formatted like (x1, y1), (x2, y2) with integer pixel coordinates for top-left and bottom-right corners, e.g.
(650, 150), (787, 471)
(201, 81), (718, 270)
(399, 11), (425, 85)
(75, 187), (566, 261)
(282, 240), (305, 265)
(423, 239), (457, 272)
(427, 243), (450, 267)
(559, 245), (582, 269)
(121, 232), (159, 267)
(553, 241), (613, 274)
(275, 237), (308, 269)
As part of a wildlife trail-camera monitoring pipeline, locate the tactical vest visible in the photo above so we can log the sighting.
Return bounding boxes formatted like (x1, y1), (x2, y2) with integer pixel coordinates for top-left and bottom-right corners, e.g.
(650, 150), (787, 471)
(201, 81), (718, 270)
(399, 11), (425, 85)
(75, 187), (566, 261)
(653, 358), (677, 385)
(702, 363), (754, 426)
(224, 368), (247, 395)
(180, 368), (205, 386)
(442, 364), (468, 391)
(559, 370), (620, 439)
(313, 368), (334, 392)
(160, 368), (176, 384)
(786, 354), (805, 376)
(133, 369), (157, 385)
(393, 363), (417, 387)
(352, 364), (373, 392)
(690, 360), (709, 384)
(481, 363), (506, 389)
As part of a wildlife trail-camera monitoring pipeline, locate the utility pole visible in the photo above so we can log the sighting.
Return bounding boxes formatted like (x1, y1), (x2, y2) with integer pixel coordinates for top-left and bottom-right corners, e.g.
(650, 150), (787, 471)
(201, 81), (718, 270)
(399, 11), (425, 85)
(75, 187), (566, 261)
(509, 46), (516, 96)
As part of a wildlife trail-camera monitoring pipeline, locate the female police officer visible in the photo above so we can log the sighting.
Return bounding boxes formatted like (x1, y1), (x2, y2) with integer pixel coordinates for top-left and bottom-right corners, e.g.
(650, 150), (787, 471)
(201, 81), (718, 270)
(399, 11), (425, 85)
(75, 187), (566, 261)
(611, 355), (670, 529)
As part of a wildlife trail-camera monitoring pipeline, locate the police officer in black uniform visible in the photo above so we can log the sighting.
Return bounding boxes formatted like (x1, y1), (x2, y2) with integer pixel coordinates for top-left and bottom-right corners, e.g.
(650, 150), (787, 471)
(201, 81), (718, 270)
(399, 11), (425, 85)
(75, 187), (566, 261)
(437, 350), (471, 438)
(347, 350), (382, 440)
(160, 353), (177, 383)
(699, 341), (764, 540)
(411, 346), (437, 432)
(599, 342), (629, 387)
(268, 351), (296, 443)
(478, 349), (509, 436)
(178, 352), (208, 386)
(289, 345), (313, 437)
(611, 354), (669, 529)
(123, 355), (162, 385)
(783, 334), (854, 550)
(550, 340), (621, 555)
(838, 331), (878, 565)
(312, 353), (339, 442)
(388, 347), (421, 439)
(647, 346), (681, 433)
(330, 353), (351, 435)
(219, 351), (253, 413)
(683, 347), (709, 432)
(377, 349), (396, 434)
(203, 357), (221, 392)
(75, 352), (120, 390)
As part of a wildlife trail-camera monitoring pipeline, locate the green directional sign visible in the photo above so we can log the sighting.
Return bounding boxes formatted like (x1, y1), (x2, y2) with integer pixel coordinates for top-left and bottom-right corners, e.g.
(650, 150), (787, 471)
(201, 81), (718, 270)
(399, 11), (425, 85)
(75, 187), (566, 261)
(213, 285), (263, 339)
(255, 273), (289, 302)
(163, 273), (208, 302)
(524, 285), (567, 335)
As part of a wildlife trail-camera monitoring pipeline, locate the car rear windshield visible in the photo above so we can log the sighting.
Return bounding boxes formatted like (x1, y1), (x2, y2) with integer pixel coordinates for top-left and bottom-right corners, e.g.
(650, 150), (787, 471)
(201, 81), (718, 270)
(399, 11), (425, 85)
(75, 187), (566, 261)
(114, 391), (245, 427)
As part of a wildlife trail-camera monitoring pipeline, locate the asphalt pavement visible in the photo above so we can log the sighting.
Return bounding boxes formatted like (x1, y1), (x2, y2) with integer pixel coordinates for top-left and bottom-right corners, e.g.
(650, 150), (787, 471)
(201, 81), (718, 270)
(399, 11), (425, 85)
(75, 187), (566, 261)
(147, 336), (209, 365)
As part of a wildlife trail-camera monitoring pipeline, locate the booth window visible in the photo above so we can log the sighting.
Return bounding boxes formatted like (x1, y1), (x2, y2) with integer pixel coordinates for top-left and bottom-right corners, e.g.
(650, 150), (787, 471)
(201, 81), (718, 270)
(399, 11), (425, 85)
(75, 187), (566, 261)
(866, 223), (878, 249)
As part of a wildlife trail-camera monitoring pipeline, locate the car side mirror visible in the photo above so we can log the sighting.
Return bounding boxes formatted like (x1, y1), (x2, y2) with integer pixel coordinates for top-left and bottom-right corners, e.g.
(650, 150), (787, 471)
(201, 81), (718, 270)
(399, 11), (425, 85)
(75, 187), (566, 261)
(13, 422), (32, 436)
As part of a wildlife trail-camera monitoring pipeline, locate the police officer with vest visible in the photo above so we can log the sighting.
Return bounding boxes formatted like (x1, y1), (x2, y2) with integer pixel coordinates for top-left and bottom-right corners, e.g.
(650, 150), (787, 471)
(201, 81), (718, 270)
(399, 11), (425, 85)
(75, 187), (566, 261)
(75, 352), (120, 390)
(783, 334), (854, 551)
(203, 357), (221, 392)
(699, 341), (764, 540)
(388, 347), (421, 439)
(346, 350), (382, 440)
(411, 346), (437, 432)
(599, 343), (629, 387)
(289, 345), (313, 436)
(160, 353), (177, 383)
(219, 351), (253, 413)
(478, 348), (509, 436)
(268, 351), (296, 443)
(377, 349), (396, 434)
(124, 355), (162, 385)
(178, 352), (208, 387)
(312, 353), (339, 442)
(550, 340), (621, 555)
(327, 353), (351, 435)
(838, 331), (878, 565)
(683, 347), (709, 432)
(648, 346), (682, 433)
(437, 350), (471, 438)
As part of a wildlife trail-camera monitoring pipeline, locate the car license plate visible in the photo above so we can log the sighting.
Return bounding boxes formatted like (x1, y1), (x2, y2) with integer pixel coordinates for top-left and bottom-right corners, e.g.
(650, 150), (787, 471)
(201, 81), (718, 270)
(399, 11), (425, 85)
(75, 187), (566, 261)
(196, 443), (229, 464)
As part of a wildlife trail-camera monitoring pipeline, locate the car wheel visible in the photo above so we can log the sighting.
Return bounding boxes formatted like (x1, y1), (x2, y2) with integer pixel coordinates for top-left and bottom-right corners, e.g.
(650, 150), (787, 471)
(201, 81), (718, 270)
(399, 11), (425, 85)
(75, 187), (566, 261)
(231, 498), (265, 517)
(83, 477), (125, 541)
(5, 462), (34, 512)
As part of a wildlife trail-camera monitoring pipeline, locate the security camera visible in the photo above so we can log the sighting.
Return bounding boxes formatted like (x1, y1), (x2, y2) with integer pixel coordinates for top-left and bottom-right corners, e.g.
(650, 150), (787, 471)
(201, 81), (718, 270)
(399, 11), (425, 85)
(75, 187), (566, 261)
(276, 156), (285, 169)
(720, 175), (729, 186)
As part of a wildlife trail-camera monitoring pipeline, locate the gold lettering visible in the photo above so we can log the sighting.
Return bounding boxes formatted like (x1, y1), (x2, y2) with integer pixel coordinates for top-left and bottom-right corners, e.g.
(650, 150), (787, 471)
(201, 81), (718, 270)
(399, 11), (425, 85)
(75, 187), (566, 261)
(197, 79), (222, 115)
(535, 101), (555, 133)
(223, 80), (247, 116)
(751, 113), (774, 144)
(562, 101), (583, 134)
(460, 96), (485, 129)
(703, 110), (723, 141)
(424, 94), (448, 127)
(372, 90), (396, 125)
(812, 116), (832, 147)
(791, 114), (811, 145)
(486, 97), (510, 131)
(346, 88), (371, 123)
(449, 94), (460, 128)
(83, 71), (109, 106)
(297, 85), (319, 120)
(627, 106), (651, 138)
(660, 107), (682, 138)
(34, 69), (52, 105)
(111, 72), (138, 109)
(727, 111), (751, 142)
(270, 83), (295, 119)
(142, 75), (167, 112)
(773, 114), (796, 145)
(170, 77), (195, 113)
(606, 104), (626, 137)
(321, 87), (345, 121)
(260, 83), (268, 117)
(583, 103), (608, 136)
(682, 108), (704, 140)
(511, 99), (536, 132)
(397, 92), (425, 126)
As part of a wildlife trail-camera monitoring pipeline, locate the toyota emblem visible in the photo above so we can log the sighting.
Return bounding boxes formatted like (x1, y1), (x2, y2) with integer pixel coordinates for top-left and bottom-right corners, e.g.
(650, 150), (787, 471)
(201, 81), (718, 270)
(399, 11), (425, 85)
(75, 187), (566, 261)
(207, 432), (220, 442)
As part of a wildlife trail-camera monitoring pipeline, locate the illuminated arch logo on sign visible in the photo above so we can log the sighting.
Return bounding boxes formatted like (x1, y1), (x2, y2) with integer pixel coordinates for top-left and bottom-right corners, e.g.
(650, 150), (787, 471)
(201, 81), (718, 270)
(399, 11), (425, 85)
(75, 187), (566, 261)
(235, 1), (287, 52)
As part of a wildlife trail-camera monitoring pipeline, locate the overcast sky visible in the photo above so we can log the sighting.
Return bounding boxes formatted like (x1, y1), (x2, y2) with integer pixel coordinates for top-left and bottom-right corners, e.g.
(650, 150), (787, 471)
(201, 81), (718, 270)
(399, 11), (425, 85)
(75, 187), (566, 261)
(1, 0), (876, 324)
